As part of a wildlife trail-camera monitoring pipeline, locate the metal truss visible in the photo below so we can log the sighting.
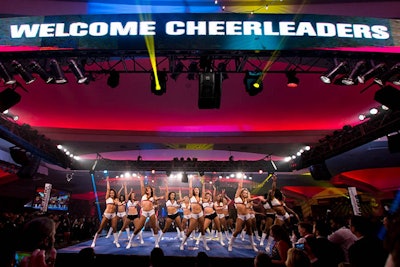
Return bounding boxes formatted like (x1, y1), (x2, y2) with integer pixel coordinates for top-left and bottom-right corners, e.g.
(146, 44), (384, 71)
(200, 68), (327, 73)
(296, 109), (400, 169)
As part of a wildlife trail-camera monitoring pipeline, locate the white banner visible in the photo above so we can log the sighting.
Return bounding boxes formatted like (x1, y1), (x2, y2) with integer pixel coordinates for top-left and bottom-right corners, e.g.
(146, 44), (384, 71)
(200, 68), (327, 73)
(348, 187), (362, 216)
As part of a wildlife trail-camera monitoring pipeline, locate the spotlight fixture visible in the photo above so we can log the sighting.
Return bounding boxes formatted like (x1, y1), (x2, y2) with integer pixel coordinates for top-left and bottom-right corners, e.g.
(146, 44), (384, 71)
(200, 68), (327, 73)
(342, 60), (366, 85)
(12, 60), (36, 84)
(107, 69), (120, 88)
(49, 59), (67, 84)
(68, 59), (88, 84)
(29, 61), (53, 84)
(151, 71), (167, 96)
(198, 72), (221, 109)
(374, 85), (400, 111)
(357, 63), (386, 84)
(187, 62), (199, 80)
(374, 63), (400, 86)
(0, 62), (16, 85)
(170, 61), (184, 81)
(320, 61), (347, 84)
(286, 69), (299, 88)
(244, 70), (263, 96)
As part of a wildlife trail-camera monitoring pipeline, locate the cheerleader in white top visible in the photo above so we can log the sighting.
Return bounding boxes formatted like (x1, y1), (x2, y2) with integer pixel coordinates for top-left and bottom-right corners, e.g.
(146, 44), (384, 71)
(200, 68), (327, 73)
(116, 183), (144, 244)
(126, 176), (164, 249)
(214, 188), (232, 239)
(197, 183), (225, 246)
(105, 183), (128, 240)
(91, 176), (120, 248)
(180, 190), (191, 236)
(227, 178), (260, 252)
(158, 179), (184, 244)
(180, 175), (209, 251)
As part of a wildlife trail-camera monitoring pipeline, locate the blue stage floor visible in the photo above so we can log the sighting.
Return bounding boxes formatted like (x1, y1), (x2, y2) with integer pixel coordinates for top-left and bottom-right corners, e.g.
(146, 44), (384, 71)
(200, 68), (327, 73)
(58, 231), (260, 259)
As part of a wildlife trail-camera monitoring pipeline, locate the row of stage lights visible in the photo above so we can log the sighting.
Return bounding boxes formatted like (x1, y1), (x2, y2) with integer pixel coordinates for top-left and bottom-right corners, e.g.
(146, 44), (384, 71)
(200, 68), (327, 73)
(56, 145), (80, 161)
(285, 103), (392, 164)
(320, 60), (400, 86)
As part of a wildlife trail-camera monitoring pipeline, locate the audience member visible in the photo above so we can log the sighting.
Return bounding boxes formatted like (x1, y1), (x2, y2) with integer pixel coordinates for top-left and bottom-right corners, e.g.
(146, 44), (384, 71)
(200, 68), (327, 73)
(254, 252), (273, 267)
(18, 216), (57, 267)
(285, 248), (311, 267)
(78, 247), (96, 267)
(149, 247), (165, 267)
(196, 251), (211, 267)
(383, 210), (400, 267)
(269, 224), (292, 266)
(348, 215), (387, 267)
(327, 216), (357, 264)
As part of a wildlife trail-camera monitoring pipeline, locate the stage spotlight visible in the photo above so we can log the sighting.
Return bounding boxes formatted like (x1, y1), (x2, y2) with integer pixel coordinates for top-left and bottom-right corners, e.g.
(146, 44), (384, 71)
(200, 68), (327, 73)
(0, 62), (16, 85)
(357, 63), (386, 84)
(286, 70), (299, 87)
(107, 69), (119, 88)
(244, 70), (263, 96)
(187, 62), (199, 80)
(29, 61), (53, 84)
(170, 61), (184, 81)
(68, 59), (88, 84)
(12, 60), (36, 84)
(0, 88), (21, 113)
(374, 63), (400, 86)
(151, 71), (167, 96)
(49, 59), (67, 84)
(320, 61), (347, 84)
(342, 60), (366, 85)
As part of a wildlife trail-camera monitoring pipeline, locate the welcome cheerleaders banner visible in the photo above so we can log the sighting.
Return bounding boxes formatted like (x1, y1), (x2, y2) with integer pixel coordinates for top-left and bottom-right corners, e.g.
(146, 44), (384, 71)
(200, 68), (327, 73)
(0, 13), (399, 52)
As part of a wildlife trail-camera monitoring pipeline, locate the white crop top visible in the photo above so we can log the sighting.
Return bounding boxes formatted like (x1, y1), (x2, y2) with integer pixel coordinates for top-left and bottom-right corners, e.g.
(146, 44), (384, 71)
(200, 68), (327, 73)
(127, 200), (139, 208)
(141, 194), (154, 202)
(190, 196), (202, 204)
(106, 197), (114, 205)
(181, 202), (191, 209)
(166, 200), (180, 208)
(202, 202), (214, 208)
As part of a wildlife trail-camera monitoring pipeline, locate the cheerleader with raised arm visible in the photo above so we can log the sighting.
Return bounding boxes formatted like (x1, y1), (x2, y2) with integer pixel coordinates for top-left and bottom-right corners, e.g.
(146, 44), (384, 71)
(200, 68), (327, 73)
(158, 178), (184, 244)
(196, 183), (225, 246)
(117, 184), (144, 244)
(91, 176), (120, 248)
(126, 176), (164, 249)
(227, 177), (259, 252)
(180, 175), (209, 251)
(180, 189), (192, 237)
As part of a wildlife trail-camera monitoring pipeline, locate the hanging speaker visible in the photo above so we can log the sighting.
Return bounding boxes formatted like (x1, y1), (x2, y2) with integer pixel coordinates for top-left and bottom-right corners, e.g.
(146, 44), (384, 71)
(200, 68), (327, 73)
(309, 162), (331, 180)
(374, 85), (400, 110)
(0, 88), (21, 112)
(198, 72), (221, 109)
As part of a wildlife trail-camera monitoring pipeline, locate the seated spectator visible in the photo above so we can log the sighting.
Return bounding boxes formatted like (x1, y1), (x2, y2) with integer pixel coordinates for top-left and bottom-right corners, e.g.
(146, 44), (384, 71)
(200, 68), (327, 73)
(196, 252), (211, 267)
(383, 210), (400, 267)
(328, 216), (357, 264)
(78, 247), (96, 267)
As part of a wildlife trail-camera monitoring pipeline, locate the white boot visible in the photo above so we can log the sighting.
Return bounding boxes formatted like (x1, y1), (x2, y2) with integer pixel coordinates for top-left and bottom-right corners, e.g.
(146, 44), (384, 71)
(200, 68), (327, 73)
(176, 228), (181, 239)
(180, 235), (188, 250)
(228, 235), (236, 252)
(260, 232), (267, 246)
(250, 234), (258, 252)
(195, 232), (202, 245)
(202, 234), (210, 251)
(125, 228), (131, 239)
(105, 227), (113, 238)
(139, 230), (144, 244)
(155, 232), (160, 248)
(219, 231), (225, 246)
(91, 233), (98, 248)
(113, 232), (120, 248)
(255, 230), (261, 241)
(241, 230), (245, 241)
(117, 230), (122, 239)
(158, 232), (164, 244)
(126, 233), (136, 249)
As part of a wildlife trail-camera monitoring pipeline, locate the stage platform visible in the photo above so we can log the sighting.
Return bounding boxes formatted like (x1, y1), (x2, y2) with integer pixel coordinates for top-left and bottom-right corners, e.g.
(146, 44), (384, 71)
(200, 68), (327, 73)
(56, 231), (260, 267)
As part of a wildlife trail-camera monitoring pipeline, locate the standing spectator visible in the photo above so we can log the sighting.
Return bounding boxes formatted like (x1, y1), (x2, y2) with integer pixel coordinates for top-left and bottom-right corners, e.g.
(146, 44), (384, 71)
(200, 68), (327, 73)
(348, 215), (387, 267)
(149, 247), (165, 267)
(254, 252), (273, 267)
(269, 224), (292, 266)
(196, 251), (211, 267)
(327, 216), (357, 264)
(383, 210), (400, 267)
(78, 247), (96, 267)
